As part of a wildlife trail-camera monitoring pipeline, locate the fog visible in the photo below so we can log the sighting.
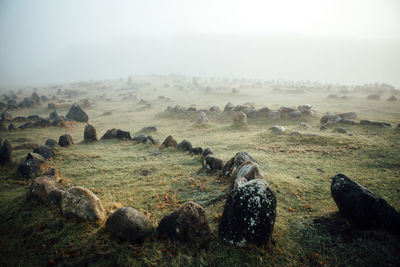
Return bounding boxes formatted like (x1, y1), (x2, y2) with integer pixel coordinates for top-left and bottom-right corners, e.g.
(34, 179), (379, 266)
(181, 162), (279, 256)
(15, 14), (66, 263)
(1, 0), (399, 87)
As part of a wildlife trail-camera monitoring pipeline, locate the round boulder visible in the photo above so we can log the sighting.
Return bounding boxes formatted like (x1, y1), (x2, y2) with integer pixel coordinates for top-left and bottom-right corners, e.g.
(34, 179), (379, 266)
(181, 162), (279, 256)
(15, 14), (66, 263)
(61, 186), (106, 221)
(59, 134), (73, 147)
(28, 176), (65, 204)
(219, 179), (277, 246)
(106, 207), (153, 242)
(157, 202), (211, 244)
(177, 140), (192, 151)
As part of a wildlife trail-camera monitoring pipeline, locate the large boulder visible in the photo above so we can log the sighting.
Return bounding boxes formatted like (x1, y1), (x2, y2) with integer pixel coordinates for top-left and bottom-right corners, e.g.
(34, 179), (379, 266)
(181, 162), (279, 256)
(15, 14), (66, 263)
(157, 202), (211, 244)
(331, 174), (400, 236)
(177, 140), (192, 151)
(0, 140), (12, 165)
(33, 145), (54, 159)
(17, 153), (44, 179)
(197, 111), (208, 124)
(219, 179), (277, 246)
(161, 135), (177, 148)
(61, 186), (106, 221)
(222, 151), (257, 177)
(233, 111), (247, 126)
(28, 176), (65, 204)
(320, 112), (342, 124)
(232, 161), (264, 183)
(106, 207), (153, 242)
(59, 134), (73, 147)
(66, 103), (88, 122)
(84, 124), (97, 142)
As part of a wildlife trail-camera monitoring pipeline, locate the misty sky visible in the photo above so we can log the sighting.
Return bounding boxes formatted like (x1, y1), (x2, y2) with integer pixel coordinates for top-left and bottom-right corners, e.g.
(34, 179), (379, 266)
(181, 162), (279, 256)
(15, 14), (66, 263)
(0, 0), (399, 87)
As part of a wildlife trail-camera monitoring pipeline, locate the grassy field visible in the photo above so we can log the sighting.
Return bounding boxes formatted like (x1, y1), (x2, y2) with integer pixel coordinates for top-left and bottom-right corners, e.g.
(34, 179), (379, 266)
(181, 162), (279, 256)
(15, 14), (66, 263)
(1, 77), (400, 266)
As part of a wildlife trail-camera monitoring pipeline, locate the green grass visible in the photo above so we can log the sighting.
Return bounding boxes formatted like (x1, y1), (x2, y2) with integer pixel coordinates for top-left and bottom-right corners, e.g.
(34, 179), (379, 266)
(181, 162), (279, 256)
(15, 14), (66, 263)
(1, 78), (400, 266)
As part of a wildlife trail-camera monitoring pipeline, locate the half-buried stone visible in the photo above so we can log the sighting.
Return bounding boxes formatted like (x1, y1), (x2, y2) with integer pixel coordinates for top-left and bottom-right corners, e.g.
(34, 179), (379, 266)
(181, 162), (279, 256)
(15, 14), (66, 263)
(202, 154), (224, 172)
(28, 176), (65, 204)
(161, 135), (177, 148)
(157, 202), (211, 245)
(17, 153), (45, 179)
(116, 129), (131, 139)
(106, 207), (153, 242)
(132, 134), (155, 144)
(61, 186), (106, 221)
(219, 179), (277, 246)
(189, 147), (203, 155)
(59, 134), (73, 147)
(33, 145), (54, 159)
(331, 174), (400, 236)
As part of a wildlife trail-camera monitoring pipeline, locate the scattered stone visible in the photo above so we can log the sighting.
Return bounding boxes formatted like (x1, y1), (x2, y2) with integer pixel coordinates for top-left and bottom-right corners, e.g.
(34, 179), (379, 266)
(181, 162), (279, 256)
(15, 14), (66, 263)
(84, 124), (97, 142)
(320, 112), (342, 124)
(140, 126), (157, 132)
(300, 122), (312, 129)
(209, 106), (220, 112)
(0, 140), (12, 165)
(116, 129), (131, 139)
(289, 131), (302, 137)
(177, 140), (192, 151)
(202, 148), (213, 157)
(101, 128), (118, 140)
(197, 111), (208, 124)
(222, 151), (256, 177)
(157, 202), (211, 244)
(61, 186), (106, 221)
(49, 110), (58, 120)
(233, 111), (247, 126)
(360, 120), (391, 128)
(45, 139), (59, 148)
(66, 103), (89, 122)
(331, 174), (400, 236)
(269, 126), (285, 134)
(335, 127), (347, 134)
(33, 145), (55, 159)
(132, 134), (155, 144)
(106, 207), (153, 242)
(339, 112), (357, 120)
(161, 135), (177, 148)
(59, 134), (73, 147)
(28, 176), (65, 204)
(219, 179), (277, 246)
(202, 154), (224, 171)
(189, 147), (203, 155)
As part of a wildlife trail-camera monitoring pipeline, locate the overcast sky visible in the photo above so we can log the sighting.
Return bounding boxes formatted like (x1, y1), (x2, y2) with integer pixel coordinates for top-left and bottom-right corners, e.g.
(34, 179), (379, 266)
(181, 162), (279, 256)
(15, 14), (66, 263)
(0, 0), (399, 87)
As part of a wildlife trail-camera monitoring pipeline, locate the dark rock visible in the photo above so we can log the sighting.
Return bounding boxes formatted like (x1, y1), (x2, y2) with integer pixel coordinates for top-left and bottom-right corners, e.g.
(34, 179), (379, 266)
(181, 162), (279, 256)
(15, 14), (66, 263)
(177, 140), (192, 151)
(45, 139), (59, 148)
(101, 128), (118, 140)
(190, 147), (203, 155)
(161, 135), (177, 148)
(12, 116), (27, 122)
(202, 154), (223, 171)
(33, 145), (55, 159)
(51, 116), (68, 127)
(31, 92), (41, 105)
(48, 103), (56, 110)
(157, 202), (211, 244)
(331, 174), (400, 236)
(84, 124), (97, 142)
(0, 140), (12, 165)
(27, 115), (40, 121)
(320, 125), (327, 130)
(8, 124), (17, 131)
(219, 179), (277, 246)
(187, 107), (197, 112)
(33, 118), (51, 127)
(335, 127), (347, 134)
(66, 103), (88, 122)
(49, 110), (58, 120)
(341, 119), (358, 125)
(202, 147), (213, 157)
(7, 100), (18, 109)
(360, 120), (391, 128)
(258, 107), (271, 113)
(132, 134), (155, 144)
(28, 176), (65, 204)
(222, 151), (257, 177)
(243, 109), (259, 118)
(17, 153), (44, 179)
(18, 122), (34, 129)
(106, 207), (153, 242)
(0, 122), (6, 131)
(58, 134), (73, 147)
(40, 95), (48, 102)
(19, 97), (33, 108)
(116, 129), (131, 139)
(61, 186), (106, 221)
